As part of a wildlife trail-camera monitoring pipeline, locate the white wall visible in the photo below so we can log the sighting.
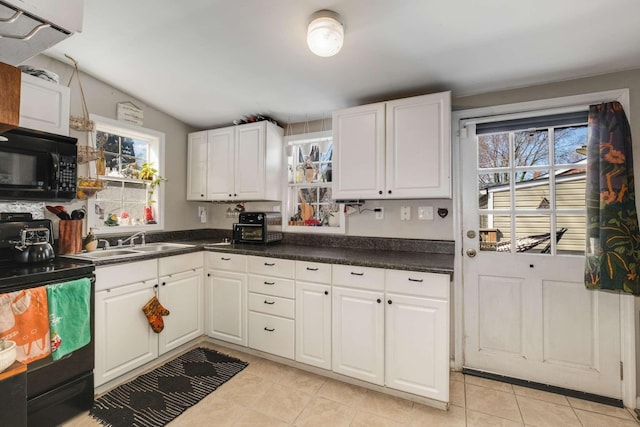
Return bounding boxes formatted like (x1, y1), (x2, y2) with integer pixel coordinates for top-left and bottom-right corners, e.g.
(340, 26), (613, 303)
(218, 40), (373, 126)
(23, 54), (206, 232)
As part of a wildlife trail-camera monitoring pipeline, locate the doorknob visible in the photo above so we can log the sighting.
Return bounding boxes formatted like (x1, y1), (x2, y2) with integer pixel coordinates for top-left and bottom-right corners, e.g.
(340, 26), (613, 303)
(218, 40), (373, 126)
(466, 248), (477, 257)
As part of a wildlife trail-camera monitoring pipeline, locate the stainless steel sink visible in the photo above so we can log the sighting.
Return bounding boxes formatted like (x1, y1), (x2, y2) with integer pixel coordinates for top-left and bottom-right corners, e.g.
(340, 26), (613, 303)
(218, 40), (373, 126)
(72, 249), (142, 259)
(205, 242), (232, 247)
(133, 242), (195, 252)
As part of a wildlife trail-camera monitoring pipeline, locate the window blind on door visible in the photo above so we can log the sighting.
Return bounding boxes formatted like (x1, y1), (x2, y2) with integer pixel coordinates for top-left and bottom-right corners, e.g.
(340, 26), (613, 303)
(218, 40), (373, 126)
(475, 111), (589, 135)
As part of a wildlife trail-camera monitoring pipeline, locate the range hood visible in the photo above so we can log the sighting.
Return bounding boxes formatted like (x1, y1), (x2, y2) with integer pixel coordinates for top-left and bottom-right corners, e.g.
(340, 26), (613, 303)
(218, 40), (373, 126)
(0, 0), (83, 65)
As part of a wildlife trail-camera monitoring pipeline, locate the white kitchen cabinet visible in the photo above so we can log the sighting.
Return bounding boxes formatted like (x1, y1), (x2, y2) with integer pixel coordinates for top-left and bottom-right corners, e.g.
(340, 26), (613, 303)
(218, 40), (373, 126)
(187, 121), (284, 201)
(186, 130), (208, 200)
(385, 270), (449, 402)
(295, 261), (332, 370)
(332, 91), (451, 200)
(19, 73), (70, 136)
(94, 259), (159, 387)
(158, 253), (204, 355)
(248, 256), (295, 359)
(332, 285), (385, 385)
(205, 252), (248, 346)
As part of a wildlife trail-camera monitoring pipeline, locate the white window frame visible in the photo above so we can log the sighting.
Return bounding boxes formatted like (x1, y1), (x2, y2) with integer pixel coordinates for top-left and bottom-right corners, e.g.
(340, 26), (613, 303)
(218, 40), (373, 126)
(87, 114), (166, 235)
(282, 130), (345, 234)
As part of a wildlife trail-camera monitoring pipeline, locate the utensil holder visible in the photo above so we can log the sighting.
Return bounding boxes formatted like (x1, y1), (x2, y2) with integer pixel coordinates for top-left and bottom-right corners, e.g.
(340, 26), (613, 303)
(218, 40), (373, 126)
(58, 220), (82, 254)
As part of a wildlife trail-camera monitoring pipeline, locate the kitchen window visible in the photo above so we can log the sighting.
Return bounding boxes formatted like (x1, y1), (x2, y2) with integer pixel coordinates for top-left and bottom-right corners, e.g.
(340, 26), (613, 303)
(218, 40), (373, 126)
(283, 130), (345, 233)
(86, 114), (165, 234)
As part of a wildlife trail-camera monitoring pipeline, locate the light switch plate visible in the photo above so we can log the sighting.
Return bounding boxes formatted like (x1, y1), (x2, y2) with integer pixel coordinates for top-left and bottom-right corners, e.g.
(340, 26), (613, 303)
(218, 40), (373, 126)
(418, 206), (434, 220)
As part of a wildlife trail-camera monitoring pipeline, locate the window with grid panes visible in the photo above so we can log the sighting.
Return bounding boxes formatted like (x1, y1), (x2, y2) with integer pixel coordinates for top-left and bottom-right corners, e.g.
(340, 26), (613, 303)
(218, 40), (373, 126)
(87, 114), (165, 234)
(284, 131), (345, 233)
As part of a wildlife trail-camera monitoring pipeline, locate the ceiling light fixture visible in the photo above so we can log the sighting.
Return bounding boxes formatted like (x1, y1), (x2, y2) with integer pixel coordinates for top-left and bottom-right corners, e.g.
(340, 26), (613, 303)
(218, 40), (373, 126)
(307, 10), (344, 57)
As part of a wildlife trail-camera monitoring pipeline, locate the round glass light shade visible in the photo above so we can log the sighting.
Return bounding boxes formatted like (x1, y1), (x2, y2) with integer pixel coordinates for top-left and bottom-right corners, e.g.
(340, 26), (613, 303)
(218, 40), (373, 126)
(307, 12), (344, 57)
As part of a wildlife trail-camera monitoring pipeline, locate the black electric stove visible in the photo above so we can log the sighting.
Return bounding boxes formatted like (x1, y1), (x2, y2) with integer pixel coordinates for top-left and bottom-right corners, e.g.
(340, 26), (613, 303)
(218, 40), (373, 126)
(0, 214), (96, 426)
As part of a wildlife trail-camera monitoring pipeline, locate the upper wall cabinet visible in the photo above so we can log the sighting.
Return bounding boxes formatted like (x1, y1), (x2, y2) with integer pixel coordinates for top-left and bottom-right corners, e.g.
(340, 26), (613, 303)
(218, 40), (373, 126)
(19, 72), (70, 136)
(187, 121), (284, 202)
(332, 92), (451, 200)
(0, 62), (21, 133)
(0, 0), (84, 65)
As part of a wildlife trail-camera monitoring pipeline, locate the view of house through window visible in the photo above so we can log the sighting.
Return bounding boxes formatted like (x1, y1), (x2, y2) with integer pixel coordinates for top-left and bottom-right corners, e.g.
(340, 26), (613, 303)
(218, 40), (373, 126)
(87, 115), (165, 234)
(477, 115), (588, 255)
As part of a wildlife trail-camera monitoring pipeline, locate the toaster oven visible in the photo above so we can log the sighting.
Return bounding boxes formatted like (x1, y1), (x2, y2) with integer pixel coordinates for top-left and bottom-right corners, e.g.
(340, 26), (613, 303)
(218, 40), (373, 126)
(232, 212), (283, 244)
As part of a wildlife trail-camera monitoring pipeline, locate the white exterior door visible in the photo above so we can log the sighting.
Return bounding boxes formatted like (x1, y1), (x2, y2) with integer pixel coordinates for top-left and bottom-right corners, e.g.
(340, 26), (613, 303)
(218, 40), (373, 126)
(460, 117), (624, 399)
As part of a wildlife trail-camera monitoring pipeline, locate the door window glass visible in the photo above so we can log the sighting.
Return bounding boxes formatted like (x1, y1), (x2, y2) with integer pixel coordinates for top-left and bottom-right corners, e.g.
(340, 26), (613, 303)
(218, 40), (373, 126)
(477, 118), (587, 255)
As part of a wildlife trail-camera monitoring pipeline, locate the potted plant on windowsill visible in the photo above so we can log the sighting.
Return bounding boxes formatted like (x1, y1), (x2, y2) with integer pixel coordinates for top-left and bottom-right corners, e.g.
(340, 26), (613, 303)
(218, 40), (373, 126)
(139, 162), (166, 224)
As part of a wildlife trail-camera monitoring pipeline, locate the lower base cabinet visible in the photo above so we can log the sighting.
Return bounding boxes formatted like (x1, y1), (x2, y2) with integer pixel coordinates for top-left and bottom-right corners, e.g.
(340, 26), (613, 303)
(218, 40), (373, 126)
(385, 293), (448, 401)
(248, 311), (295, 359)
(205, 269), (247, 346)
(95, 267), (158, 387)
(332, 285), (385, 386)
(95, 254), (204, 387)
(295, 281), (332, 370)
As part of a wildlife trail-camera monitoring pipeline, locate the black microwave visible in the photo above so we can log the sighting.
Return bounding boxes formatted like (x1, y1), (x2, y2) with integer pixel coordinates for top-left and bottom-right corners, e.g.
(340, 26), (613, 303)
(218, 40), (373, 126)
(0, 127), (78, 201)
(233, 212), (283, 244)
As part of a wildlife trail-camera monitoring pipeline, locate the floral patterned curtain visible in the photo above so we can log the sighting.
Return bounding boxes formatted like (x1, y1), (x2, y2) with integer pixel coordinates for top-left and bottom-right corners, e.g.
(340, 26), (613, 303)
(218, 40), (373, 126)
(585, 101), (640, 294)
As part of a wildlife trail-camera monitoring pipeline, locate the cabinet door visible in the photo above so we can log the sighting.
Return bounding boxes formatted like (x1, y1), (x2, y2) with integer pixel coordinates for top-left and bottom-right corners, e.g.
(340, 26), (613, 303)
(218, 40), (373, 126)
(19, 73), (70, 136)
(205, 269), (247, 346)
(206, 127), (235, 200)
(332, 103), (385, 200)
(386, 92), (451, 198)
(385, 293), (449, 402)
(332, 286), (384, 385)
(186, 131), (209, 200)
(235, 122), (265, 199)
(158, 268), (204, 355)
(95, 282), (158, 387)
(296, 281), (331, 370)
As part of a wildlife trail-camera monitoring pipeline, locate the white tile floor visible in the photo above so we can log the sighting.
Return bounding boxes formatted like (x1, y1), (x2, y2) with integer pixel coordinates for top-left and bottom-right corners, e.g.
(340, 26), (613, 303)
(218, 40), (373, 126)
(65, 344), (640, 426)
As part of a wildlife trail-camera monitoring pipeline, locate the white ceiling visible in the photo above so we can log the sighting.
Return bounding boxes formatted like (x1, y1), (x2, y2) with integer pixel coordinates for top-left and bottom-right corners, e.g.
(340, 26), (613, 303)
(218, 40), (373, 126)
(45, 0), (640, 129)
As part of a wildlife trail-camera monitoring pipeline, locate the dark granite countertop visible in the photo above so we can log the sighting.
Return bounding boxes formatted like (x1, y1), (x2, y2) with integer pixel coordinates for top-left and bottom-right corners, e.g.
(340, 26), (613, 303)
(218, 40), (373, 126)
(205, 243), (454, 276)
(65, 239), (454, 276)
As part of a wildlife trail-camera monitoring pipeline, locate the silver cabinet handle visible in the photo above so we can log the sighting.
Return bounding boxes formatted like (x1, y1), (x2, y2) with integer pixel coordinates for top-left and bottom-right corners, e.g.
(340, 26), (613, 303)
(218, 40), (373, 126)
(306, 267), (319, 271)
(264, 262), (275, 266)
(221, 257), (231, 261)
(408, 278), (423, 283)
(350, 272), (364, 276)
(264, 300), (275, 305)
(264, 281), (275, 285)
(264, 327), (275, 332)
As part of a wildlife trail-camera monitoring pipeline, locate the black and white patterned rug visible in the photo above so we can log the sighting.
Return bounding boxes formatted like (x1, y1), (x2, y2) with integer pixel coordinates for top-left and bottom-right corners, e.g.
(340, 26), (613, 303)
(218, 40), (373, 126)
(90, 347), (248, 427)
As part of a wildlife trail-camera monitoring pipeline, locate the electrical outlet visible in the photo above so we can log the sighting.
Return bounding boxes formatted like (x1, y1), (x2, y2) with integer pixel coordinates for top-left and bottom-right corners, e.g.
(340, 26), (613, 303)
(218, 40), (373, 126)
(375, 207), (384, 220)
(198, 206), (205, 217)
(418, 206), (434, 220)
(400, 206), (411, 221)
